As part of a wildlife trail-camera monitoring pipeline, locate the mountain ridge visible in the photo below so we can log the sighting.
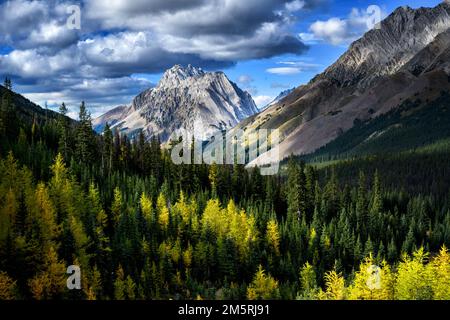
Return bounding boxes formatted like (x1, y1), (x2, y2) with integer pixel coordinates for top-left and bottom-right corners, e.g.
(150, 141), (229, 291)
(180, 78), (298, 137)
(241, 1), (450, 166)
(94, 64), (258, 142)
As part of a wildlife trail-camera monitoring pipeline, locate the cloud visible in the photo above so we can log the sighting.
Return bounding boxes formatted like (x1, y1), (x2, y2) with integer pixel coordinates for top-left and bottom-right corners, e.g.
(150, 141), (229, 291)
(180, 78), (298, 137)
(285, 0), (305, 12)
(253, 95), (274, 108)
(237, 74), (258, 96)
(266, 60), (320, 75)
(0, 0), (329, 111)
(238, 75), (253, 86)
(21, 76), (154, 118)
(302, 6), (386, 45)
(266, 67), (302, 75)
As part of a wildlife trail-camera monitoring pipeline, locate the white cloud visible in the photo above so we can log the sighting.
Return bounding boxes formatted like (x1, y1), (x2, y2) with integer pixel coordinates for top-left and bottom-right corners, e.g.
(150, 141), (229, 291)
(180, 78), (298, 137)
(285, 0), (305, 12)
(266, 67), (301, 75)
(303, 6), (386, 46)
(309, 17), (348, 45)
(254, 95), (274, 108)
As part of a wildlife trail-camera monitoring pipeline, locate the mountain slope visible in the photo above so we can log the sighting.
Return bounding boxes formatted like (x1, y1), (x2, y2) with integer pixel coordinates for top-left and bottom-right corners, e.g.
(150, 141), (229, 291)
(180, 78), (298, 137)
(261, 88), (294, 111)
(0, 85), (68, 125)
(95, 65), (258, 142)
(92, 105), (128, 132)
(239, 2), (450, 166)
(303, 90), (450, 161)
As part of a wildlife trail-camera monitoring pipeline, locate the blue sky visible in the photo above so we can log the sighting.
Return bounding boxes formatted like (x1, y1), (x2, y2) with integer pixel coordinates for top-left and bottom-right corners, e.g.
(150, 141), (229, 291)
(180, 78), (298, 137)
(0, 0), (443, 117)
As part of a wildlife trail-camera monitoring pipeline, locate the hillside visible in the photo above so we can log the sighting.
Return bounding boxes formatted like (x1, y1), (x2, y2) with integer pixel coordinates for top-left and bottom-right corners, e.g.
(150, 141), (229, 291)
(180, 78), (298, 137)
(304, 90), (450, 161)
(235, 2), (450, 166)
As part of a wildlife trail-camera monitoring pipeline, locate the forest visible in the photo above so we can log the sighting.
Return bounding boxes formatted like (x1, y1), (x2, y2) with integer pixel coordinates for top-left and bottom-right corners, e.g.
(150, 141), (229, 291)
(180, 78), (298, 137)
(0, 81), (449, 300)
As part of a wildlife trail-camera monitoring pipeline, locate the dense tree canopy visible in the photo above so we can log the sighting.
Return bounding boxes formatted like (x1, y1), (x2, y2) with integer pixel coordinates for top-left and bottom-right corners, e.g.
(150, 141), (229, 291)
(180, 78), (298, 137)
(0, 88), (449, 300)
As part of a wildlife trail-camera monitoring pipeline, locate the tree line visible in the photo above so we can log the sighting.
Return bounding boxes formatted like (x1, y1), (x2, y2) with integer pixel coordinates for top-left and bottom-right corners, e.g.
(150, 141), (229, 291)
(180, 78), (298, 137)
(0, 84), (449, 299)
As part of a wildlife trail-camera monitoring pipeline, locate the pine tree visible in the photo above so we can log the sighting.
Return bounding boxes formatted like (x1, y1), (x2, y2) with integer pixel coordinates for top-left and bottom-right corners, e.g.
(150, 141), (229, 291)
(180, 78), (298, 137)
(0, 272), (17, 300)
(76, 101), (95, 163)
(431, 246), (450, 300)
(266, 219), (280, 255)
(28, 246), (66, 300)
(157, 192), (170, 231)
(246, 266), (280, 300)
(318, 270), (346, 300)
(209, 162), (218, 197)
(140, 192), (153, 225)
(298, 262), (318, 299)
(0, 77), (18, 139)
(114, 265), (126, 300)
(111, 187), (123, 226)
(286, 157), (301, 221)
(58, 102), (71, 161)
(395, 248), (433, 300)
(102, 123), (113, 174)
(347, 255), (394, 300)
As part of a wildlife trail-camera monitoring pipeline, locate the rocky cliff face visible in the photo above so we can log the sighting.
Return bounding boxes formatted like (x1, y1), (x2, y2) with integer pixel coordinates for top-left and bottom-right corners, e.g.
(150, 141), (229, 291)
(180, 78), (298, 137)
(239, 2), (450, 166)
(95, 65), (258, 142)
(320, 4), (450, 89)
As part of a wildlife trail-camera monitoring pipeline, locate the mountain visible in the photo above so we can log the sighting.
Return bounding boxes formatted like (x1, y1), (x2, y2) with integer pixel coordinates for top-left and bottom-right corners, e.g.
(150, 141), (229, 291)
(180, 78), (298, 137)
(239, 2), (450, 166)
(0, 85), (68, 125)
(94, 64), (258, 142)
(303, 90), (450, 162)
(92, 105), (128, 133)
(261, 88), (294, 111)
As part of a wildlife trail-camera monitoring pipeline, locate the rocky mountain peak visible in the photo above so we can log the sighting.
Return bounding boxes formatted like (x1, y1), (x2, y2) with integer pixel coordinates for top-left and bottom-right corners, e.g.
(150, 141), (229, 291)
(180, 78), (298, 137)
(320, 2), (450, 89)
(239, 2), (450, 166)
(95, 64), (258, 142)
(159, 64), (205, 88)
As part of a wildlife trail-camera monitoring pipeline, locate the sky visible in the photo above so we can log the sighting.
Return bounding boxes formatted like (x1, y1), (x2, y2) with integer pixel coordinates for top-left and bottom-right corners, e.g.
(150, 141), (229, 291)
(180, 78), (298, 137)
(0, 0), (443, 118)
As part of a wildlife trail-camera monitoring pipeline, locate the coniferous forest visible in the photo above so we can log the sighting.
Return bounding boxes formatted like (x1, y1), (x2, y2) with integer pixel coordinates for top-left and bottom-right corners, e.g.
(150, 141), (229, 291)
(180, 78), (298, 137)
(1, 82), (450, 300)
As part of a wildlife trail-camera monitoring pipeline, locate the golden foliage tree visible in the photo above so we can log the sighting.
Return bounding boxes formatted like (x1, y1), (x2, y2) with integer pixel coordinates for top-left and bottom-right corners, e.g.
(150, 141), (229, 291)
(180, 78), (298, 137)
(347, 254), (395, 300)
(395, 248), (433, 300)
(0, 271), (17, 300)
(318, 270), (347, 300)
(266, 219), (280, 255)
(28, 246), (66, 300)
(247, 265), (280, 300)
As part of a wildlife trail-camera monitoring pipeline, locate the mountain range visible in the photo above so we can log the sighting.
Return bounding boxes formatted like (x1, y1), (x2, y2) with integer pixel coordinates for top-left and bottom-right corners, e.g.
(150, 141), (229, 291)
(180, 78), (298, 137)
(93, 64), (258, 142)
(242, 2), (450, 165)
(5, 2), (450, 167)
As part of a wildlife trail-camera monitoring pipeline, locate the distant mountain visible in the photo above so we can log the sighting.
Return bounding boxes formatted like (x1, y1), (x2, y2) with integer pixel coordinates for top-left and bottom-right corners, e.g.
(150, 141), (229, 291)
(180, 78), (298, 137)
(92, 105), (128, 133)
(0, 85), (69, 125)
(94, 64), (258, 142)
(237, 2), (450, 166)
(260, 88), (294, 111)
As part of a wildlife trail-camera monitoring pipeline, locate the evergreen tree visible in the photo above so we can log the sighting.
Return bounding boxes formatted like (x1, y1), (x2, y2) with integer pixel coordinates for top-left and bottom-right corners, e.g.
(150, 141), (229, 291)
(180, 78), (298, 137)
(76, 101), (95, 163)
(246, 266), (280, 300)
(58, 102), (71, 161)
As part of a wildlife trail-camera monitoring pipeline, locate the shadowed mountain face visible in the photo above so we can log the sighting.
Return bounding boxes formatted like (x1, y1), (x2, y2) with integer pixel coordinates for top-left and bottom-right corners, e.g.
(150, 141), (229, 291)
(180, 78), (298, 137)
(0, 85), (69, 125)
(239, 2), (450, 166)
(94, 65), (258, 142)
